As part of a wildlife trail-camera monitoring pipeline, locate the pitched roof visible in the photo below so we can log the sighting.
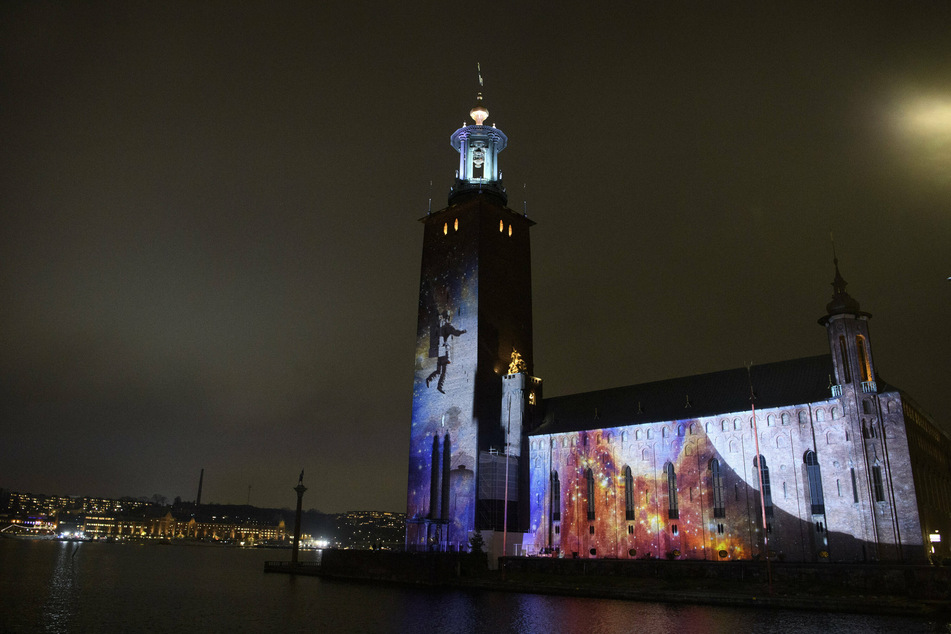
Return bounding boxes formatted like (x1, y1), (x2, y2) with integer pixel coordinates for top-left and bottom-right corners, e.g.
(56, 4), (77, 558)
(532, 355), (836, 435)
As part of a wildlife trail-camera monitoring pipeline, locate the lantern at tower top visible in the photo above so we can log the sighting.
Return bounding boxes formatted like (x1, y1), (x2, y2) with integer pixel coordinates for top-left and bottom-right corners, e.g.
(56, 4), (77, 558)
(449, 92), (508, 205)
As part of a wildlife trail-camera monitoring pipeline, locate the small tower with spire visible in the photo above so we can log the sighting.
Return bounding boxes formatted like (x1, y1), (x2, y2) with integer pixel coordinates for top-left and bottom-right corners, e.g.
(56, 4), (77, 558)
(819, 252), (877, 395)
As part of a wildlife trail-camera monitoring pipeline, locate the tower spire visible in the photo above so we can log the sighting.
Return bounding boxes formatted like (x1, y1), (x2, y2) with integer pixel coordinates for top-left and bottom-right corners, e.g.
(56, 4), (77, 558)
(824, 236), (862, 317)
(818, 238), (876, 393)
(449, 73), (508, 204)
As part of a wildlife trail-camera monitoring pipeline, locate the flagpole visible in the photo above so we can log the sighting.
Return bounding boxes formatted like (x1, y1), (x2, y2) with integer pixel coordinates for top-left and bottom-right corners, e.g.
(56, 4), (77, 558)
(748, 364), (773, 594)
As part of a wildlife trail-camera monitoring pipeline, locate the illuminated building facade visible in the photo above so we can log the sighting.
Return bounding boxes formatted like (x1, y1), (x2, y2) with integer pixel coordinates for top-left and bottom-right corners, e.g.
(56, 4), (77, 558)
(524, 263), (948, 564)
(406, 97), (950, 563)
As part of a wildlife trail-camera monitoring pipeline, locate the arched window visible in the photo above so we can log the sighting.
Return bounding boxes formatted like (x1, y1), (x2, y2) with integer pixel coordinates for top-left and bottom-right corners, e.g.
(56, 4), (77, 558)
(441, 434), (451, 521)
(429, 435), (440, 519)
(871, 465), (885, 502)
(804, 451), (825, 514)
(781, 413), (790, 426)
(753, 455), (774, 517)
(585, 469), (596, 520)
(839, 335), (852, 383)
(624, 466), (635, 521)
(709, 459), (725, 518)
(551, 472), (561, 521)
(665, 463), (679, 519)
(856, 335), (871, 382)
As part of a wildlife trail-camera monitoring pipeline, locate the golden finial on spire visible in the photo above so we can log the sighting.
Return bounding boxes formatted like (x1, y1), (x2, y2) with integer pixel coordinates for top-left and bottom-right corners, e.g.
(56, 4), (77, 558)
(470, 92), (489, 126)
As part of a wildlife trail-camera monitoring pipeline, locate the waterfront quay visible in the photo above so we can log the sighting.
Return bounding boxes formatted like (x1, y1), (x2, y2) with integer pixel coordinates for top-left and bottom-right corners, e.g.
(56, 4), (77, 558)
(266, 549), (951, 618)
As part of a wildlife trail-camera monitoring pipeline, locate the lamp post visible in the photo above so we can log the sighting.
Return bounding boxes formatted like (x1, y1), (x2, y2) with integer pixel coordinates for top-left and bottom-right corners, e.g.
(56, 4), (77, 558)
(292, 470), (307, 566)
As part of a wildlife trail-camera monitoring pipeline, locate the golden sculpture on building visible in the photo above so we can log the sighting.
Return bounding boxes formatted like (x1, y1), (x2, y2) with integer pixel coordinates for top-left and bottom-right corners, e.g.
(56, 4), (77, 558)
(508, 349), (526, 375)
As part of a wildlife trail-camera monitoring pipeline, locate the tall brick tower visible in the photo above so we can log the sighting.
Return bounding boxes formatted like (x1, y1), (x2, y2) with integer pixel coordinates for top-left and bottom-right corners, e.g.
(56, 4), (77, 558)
(405, 94), (537, 549)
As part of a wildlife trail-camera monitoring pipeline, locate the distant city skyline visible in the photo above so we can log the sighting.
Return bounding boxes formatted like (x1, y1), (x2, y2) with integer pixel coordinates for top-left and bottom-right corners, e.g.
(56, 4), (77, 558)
(3, 3), (949, 512)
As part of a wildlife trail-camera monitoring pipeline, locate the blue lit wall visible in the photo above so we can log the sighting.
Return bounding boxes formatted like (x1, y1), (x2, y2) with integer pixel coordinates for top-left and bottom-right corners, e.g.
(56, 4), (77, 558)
(406, 210), (480, 547)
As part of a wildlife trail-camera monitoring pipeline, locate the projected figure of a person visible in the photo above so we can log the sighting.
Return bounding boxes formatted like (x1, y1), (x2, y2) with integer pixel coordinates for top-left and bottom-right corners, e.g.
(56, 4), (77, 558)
(426, 311), (467, 394)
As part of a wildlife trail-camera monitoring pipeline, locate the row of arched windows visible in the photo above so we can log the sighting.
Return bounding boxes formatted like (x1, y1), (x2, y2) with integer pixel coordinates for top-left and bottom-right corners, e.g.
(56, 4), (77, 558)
(549, 452), (827, 524)
(531, 406), (855, 451)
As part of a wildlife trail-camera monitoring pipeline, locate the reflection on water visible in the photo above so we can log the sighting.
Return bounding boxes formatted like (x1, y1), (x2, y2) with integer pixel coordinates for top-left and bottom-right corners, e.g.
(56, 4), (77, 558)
(0, 540), (945, 634)
(42, 541), (81, 632)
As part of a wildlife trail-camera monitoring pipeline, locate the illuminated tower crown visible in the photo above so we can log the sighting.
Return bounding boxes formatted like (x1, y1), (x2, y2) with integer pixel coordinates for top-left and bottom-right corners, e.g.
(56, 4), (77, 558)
(449, 93), (508, 205)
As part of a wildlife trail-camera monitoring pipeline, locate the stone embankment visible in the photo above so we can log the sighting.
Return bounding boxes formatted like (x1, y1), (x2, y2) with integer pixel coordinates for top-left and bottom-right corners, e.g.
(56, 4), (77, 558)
(266, 551), (951, 617)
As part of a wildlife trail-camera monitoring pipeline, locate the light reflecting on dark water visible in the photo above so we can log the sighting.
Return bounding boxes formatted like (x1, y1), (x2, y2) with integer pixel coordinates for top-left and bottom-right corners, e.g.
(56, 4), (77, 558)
(0, 540), (945, 633)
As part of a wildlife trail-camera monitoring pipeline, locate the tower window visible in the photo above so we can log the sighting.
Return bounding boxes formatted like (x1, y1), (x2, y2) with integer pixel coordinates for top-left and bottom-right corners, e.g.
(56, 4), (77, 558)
(551, 472), (560, 521)
(443, 222), (448, 235)
(838, 336), (852, 383)
(454, 218), (458, 231)
(753, 455), (773, 518)
(499, 219), (504, 233)
(665, 463), (678, 520)
(710, 459), (725, 518)
(585, 469), (596, 520)
(857, 335), (871, 382)
(804, 451), (825, 514)
(872, 465), (885, 502)
(624, 466), (635, 521)
(428, 435), (441, 519)
(508, 224), (512, 237)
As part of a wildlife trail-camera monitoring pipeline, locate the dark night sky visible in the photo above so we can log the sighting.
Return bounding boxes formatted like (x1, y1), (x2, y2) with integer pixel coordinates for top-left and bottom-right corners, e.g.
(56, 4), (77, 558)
(2, 3), (949, 513)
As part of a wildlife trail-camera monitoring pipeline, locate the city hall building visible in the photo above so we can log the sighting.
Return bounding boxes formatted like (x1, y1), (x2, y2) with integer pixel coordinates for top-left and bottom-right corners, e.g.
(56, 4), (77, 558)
(404, 94), (950, 564)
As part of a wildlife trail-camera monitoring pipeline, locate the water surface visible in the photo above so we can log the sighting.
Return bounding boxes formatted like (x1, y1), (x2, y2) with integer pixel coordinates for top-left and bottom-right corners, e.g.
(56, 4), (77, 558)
(0, 540), (943, 633)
